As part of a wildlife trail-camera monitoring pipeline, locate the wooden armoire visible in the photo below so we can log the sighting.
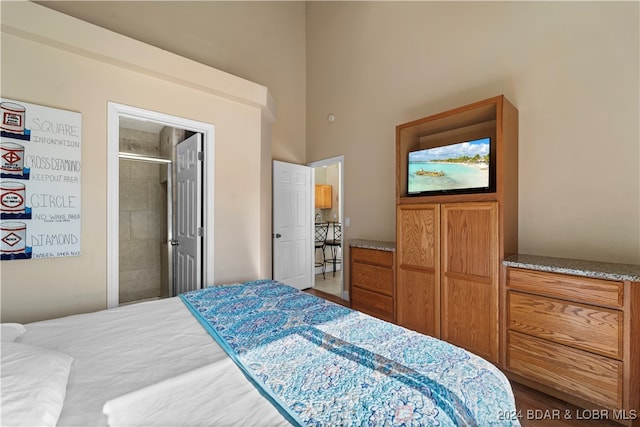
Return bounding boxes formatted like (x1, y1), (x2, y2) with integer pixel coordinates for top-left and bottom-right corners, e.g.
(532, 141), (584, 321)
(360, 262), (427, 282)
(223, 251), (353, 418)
(395, 95), (518, 364)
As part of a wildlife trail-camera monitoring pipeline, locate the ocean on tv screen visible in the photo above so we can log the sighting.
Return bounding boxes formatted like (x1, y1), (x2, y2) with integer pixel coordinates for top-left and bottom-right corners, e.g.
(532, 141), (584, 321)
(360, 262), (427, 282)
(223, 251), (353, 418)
(408, 137), (490, 193)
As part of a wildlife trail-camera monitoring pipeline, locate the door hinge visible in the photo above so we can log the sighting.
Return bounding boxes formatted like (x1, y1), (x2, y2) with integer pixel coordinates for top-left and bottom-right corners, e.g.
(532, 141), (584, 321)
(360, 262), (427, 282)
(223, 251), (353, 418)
(197, 151), (204, 161)
(197, 227), (204, 236)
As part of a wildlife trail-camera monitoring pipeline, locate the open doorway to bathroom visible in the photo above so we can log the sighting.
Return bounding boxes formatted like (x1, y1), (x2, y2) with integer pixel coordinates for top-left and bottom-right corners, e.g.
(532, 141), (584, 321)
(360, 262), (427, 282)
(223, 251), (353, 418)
(107, 103), (215, 309)
(308, 156), (344, 300)
(118, 119), (185, 304)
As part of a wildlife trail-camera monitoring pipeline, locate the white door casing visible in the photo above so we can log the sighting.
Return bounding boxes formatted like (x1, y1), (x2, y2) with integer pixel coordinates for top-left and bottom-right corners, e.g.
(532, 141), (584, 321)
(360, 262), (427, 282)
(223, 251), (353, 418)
(272, 160), (313, 290)
(174, 134), (203, 294)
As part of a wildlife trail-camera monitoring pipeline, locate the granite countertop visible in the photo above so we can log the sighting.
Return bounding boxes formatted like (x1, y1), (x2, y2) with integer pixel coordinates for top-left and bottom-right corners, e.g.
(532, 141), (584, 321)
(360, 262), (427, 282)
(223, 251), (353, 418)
(503, 254), (640, 282)
(349, 239), (396, 252)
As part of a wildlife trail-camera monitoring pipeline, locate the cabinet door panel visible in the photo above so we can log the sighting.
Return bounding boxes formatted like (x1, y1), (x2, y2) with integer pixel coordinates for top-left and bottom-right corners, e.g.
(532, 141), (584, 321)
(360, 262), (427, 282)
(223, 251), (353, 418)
(397, 268), (438, 337)
(398, 205), (438, 269)
(314, 184), (332, 209)
(442, 277), (496, 361)
(396, 205), (440, 337)
(442, 203), (496, 278)
(441, 202), (498, 363)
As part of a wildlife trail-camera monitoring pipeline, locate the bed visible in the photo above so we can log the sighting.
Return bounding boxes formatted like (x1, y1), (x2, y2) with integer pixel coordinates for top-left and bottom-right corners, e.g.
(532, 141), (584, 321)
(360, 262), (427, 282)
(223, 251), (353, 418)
(2, 279), (520, 426)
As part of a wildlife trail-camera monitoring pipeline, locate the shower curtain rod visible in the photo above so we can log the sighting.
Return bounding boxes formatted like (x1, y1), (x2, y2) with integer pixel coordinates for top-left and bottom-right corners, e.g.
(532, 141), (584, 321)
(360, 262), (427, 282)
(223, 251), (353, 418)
(118, 152), (172, 164)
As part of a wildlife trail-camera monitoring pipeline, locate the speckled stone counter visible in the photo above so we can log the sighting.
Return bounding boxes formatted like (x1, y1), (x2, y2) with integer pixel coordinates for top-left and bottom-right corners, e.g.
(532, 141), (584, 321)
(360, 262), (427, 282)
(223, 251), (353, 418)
(503, 254), (640, 282)
(349, 239), (395, 252)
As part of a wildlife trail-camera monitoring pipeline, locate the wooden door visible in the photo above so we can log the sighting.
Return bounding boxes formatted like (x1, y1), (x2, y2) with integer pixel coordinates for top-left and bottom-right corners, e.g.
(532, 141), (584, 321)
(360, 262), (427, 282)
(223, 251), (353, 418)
(441, 202), (499, 363)
(396, 204), (440, 337)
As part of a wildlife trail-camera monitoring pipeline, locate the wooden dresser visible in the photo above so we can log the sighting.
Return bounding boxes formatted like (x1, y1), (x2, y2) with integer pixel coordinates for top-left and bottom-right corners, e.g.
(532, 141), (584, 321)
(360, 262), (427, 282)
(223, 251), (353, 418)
(349, 240), (395, 323)
(503, 255), (640, 426)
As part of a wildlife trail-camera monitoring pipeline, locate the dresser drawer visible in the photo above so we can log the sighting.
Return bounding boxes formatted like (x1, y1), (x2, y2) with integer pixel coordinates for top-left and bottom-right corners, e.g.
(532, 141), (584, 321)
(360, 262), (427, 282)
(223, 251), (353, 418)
(352, 262), (393, 296)
(351, 286), (393, 322)
(507, 331), (623, 410)
(507, 268), (623, 308)
(351, 247), (393, 268)
(508, 291), (622, 359)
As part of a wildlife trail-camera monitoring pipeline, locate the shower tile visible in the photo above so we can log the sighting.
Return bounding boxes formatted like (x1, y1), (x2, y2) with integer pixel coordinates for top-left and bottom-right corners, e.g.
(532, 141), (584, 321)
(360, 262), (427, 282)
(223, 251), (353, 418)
(148, 181), (166, 211)
(131, 161), (159, 179)
(119, 268), (162, 303)
(131, 210), (165, 241)
(120, 179), (148, 211)
(120, 129), (160, 157)
(119, 159), (132, 178)
(119, 211), (131, 241)
(119, 240), (154, 271)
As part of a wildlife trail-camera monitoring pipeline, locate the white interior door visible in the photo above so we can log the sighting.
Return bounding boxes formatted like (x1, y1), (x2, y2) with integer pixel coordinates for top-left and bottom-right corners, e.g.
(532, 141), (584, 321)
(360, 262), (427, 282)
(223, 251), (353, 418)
(174, 133), (202, 294)
(273, 160), (313, 290)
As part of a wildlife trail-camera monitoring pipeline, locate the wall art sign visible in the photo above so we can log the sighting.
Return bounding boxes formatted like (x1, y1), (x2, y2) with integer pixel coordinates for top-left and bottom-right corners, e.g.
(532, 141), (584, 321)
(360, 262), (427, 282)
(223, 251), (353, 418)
(1, 99), (81, 260)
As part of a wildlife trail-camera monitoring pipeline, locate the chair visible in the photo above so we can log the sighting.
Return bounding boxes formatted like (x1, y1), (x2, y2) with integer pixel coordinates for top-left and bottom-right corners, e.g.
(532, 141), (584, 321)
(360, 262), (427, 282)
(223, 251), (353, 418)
(314, 223), (329, 279)
(324, 222), (342, 276)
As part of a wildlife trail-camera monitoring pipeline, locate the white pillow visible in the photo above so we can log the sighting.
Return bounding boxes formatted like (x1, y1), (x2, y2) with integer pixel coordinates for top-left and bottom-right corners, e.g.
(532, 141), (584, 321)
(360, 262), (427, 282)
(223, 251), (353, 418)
(1, 342), (73, 427)
(1, 323), (26, 342)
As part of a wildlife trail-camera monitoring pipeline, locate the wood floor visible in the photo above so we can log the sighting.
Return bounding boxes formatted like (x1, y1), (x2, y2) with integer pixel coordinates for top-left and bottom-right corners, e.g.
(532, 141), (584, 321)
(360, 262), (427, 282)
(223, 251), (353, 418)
(511, 382), (621, 426)
(304, 287), (348, 306)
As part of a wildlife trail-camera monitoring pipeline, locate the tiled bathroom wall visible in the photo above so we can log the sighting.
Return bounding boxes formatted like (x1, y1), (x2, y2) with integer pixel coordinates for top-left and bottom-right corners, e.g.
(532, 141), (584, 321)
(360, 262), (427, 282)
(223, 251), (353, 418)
(119, 128), (168, 303)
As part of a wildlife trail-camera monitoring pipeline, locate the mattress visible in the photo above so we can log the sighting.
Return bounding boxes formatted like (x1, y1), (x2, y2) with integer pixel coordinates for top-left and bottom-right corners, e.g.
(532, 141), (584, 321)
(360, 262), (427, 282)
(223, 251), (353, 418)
(19, 296), (288, 426)
(8, 280), (520, 426)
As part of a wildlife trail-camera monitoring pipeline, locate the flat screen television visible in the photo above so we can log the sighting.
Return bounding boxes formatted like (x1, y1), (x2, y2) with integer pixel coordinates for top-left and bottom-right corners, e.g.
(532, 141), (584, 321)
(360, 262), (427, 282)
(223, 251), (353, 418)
(407, 137), (495, 196)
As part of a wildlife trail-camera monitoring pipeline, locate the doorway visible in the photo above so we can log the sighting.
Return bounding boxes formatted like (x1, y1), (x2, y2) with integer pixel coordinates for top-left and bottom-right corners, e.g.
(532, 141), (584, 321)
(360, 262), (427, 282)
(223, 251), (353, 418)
(308, 156), (344, 299)
(118, 145), (172, 304)
(107, 103), (215, 308)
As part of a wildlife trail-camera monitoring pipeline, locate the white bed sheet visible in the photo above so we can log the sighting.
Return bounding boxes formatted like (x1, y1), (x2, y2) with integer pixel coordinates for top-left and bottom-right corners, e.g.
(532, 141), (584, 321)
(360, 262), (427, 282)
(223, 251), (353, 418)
(21, 297), (289, 427)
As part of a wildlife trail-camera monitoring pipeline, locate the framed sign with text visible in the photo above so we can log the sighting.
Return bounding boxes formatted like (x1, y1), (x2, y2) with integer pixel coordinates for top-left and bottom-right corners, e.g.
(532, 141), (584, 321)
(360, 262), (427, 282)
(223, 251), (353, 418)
(1, 99), (81, 260)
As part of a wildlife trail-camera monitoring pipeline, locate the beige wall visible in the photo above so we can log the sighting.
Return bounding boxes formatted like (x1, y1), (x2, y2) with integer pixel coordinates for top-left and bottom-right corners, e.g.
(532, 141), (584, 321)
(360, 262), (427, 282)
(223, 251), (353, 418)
(306, 1), (640, 264)
(1, 2), (275, 322)
(36, 0), (307, 165)
(3, 2), (639, 323)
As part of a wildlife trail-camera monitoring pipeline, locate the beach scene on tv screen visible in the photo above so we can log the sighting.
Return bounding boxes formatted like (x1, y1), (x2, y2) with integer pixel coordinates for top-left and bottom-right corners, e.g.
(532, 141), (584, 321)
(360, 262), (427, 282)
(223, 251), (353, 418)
(408, 137), (490, 193)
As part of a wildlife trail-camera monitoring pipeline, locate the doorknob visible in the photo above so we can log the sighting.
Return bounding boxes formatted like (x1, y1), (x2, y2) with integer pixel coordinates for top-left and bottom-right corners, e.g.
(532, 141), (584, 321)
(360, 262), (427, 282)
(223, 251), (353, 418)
(273, 233), (282, 238)
(170, 240), (180, 246)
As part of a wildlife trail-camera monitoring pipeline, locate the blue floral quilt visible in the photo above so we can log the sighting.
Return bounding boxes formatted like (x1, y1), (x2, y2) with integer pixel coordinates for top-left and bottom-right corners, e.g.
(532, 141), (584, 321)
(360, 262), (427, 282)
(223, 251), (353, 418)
(180, 280), (520, 426)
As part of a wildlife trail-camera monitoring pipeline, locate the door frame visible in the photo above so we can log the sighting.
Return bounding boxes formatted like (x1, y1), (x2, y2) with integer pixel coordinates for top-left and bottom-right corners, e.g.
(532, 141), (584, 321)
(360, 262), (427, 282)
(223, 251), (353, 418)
(307, 155), (345, 297)
(107, 102), (215, 308)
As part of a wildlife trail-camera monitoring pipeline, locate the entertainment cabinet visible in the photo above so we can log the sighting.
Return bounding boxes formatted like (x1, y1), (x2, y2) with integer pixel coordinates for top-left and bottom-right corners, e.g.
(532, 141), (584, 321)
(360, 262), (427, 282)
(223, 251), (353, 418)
(395, 95), (518, 364)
